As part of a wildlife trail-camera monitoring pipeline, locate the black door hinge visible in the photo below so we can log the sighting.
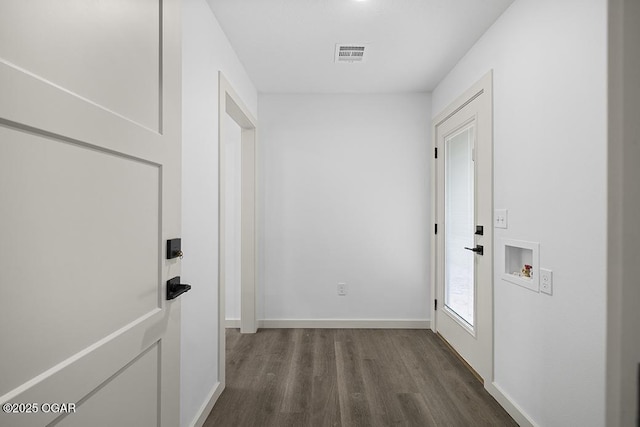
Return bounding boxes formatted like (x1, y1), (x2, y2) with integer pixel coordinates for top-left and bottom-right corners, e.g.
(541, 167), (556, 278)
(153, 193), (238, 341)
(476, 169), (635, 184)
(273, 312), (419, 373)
(434, 224), (438, 234)
(434, 147), (438, 159)
(435, 299), (438, 311)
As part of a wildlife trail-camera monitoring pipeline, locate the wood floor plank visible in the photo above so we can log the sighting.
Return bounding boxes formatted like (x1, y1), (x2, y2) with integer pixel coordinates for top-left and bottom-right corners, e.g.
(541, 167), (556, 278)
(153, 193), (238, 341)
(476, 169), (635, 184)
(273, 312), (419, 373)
(395, 331), (473, 426)
(396, 393), (438, 426)
(375, 330), (422, 394)
(335, 332), (374, 427)
(360, 358), (406, 426)
(280, 329), (312, 414)
(310, 330), (342, 427)
(204, 329), (517, 427)
(249, 329), (296, 426)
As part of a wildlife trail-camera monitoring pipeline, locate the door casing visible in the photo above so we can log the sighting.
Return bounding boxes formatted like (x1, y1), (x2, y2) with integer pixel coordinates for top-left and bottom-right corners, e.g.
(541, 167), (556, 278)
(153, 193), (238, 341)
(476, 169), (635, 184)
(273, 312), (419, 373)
(217, 72), (258, 387)
(431, 71), (494, 383)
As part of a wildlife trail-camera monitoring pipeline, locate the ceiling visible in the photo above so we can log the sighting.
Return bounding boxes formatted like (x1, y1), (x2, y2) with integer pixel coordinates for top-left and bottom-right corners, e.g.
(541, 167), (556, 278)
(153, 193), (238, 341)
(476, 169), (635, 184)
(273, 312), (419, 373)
(207, 0), (514, 93)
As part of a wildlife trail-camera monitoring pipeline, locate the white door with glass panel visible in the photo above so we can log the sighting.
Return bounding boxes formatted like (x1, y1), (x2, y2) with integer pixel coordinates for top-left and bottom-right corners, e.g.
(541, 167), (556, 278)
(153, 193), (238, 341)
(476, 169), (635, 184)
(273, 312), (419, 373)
(434, 73), (493, 383)
(0, 1), (182, 426)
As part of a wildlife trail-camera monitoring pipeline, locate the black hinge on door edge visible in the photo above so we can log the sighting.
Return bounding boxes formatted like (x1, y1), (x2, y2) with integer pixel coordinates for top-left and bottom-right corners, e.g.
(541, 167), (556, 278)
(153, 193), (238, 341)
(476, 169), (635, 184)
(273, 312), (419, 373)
(435, 224), (438, 234)
(435, 299), (438, 311)
(434, 147), (438, 159)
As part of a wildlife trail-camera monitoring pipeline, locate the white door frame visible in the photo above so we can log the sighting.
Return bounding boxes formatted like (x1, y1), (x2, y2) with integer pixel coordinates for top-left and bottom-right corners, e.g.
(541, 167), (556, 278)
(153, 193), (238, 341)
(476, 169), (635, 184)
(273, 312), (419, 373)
(431, 71), (493, 380)
(217, 72), (257, 382)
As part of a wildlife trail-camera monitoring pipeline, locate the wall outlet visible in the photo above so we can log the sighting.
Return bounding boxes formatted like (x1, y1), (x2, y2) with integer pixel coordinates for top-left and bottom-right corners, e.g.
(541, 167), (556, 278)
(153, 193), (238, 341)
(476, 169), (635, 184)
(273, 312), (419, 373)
(540, 269), (553, 295)
(495, 209), (508, 229)
(337, 282), (347, 296)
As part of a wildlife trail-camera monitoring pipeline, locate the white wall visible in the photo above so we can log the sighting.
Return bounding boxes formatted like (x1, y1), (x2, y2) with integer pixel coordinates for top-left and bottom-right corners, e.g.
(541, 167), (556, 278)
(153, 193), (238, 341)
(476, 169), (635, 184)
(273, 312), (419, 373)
(607, 0), (640, 424)
(181, 0), (257, 425)
(432, 0), (607, 425)
(259, 94), (431, 322)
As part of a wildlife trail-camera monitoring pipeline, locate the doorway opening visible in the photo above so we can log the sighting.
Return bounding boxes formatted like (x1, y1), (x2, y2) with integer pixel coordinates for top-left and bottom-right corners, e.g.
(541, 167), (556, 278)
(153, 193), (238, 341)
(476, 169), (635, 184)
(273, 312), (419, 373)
(217, 72), (258, 388)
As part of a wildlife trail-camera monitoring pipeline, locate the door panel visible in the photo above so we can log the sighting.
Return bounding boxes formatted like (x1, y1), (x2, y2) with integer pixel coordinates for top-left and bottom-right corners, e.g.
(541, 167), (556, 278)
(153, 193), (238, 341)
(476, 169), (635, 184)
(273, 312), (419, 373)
(0, 0), (162, 131)
(0, 127), (161, 396)
(434, 72), (492, 383)
(56, 343), (160, 427)
(0, 0), (181, 425)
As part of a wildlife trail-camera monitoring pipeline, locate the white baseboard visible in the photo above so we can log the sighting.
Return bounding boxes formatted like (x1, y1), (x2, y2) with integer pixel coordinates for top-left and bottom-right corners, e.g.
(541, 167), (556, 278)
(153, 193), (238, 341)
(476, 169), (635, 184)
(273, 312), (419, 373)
(258, 319), (430, 329)
(190, 381), (224, 427)
(225, 319), (241, 328)
(485, 382), (538, 427)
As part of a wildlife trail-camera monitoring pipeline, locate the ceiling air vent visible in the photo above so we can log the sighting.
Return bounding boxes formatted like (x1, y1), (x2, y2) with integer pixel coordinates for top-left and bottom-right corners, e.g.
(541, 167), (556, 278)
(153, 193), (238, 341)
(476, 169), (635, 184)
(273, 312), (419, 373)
(334, 44), (369, 63)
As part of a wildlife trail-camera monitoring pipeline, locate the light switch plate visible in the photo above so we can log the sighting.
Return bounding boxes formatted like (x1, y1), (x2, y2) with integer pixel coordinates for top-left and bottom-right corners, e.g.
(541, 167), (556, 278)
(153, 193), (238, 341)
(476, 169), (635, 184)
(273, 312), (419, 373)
(540, 268), (553, 295)
(495, 209), (508, 229)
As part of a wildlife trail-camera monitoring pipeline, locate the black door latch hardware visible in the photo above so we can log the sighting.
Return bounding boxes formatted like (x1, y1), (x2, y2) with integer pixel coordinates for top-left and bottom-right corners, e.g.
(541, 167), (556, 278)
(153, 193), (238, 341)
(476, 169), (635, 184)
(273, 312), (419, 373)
(464, 245), (484, 256)
(167, 238), (183, 260)
(167, 276), (191, 300)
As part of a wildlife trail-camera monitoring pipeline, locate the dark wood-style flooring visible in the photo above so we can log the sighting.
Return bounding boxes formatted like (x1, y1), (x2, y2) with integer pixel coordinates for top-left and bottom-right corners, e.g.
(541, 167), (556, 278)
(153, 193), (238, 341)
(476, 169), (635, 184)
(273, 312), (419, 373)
(204, 329), (517, 427)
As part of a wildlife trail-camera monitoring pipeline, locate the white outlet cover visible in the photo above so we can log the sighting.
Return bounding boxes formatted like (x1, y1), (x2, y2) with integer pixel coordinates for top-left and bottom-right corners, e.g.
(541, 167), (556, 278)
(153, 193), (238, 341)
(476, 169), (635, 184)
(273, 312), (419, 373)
(337, 282), (347, 296)
(540, 268), (553, 295)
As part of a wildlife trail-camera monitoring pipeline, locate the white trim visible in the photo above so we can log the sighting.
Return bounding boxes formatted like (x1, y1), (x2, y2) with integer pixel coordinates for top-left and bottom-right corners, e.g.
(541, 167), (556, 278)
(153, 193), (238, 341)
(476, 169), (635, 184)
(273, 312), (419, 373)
(225, 319), (241, 328)
(218, 72), (259, 389)
(432, 71), (494, 384)
(430, 102), (438, 334)
(218, 72), (258, 337)
(485, 382), (538, 427)
(189, 381), (224, 427)
(258, 319), (430, 329)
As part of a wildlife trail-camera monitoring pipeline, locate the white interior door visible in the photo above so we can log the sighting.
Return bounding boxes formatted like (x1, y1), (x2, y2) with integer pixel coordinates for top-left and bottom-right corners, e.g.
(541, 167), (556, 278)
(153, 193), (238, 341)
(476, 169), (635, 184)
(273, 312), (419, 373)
(434, 72), (493, 382)
(0, 1), (182, 426)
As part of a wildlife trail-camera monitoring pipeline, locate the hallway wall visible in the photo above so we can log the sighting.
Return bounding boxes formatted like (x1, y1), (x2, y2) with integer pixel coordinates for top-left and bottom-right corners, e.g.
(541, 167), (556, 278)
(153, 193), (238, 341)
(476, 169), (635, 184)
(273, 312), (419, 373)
(432, 0), (607, 425)
(181, 0), (258, 425)
(258, 93), (431, 324)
